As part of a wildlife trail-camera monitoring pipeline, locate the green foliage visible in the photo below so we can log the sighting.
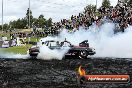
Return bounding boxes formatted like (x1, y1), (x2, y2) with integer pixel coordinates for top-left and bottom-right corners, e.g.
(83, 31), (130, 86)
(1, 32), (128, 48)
(38, 14), (46, 28)
(46, 18), (53, 27)
(26, 8), (33, 27)
(1, 44), (32, 54)
(0, 24), (8, 31)
(10, 18), (28, 29)
(1, 37), (42, 54)
(102, 0), (111, 8)
(84, 4), (96, 13)
(3, 24), (9, 30)
(1, 8), (53, 31)
(0, 25), (1, 30)
(126, 0), (132, 4)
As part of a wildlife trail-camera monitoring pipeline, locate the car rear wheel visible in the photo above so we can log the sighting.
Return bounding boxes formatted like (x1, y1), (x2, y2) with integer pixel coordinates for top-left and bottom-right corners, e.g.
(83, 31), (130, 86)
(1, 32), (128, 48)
(79, 50), (88, 59)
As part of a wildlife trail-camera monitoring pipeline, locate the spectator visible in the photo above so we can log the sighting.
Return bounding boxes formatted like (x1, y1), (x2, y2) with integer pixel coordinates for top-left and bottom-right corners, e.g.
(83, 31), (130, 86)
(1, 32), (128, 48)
(47, 1), (132, 35)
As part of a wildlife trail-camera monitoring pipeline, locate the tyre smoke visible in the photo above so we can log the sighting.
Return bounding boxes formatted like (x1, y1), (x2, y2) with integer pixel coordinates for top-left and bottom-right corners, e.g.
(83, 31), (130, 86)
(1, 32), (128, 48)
(39, 22), (132, 59)
(37, 46), (69, 60)
(1, 22), (131, 60)
(0, 52), (29, 59)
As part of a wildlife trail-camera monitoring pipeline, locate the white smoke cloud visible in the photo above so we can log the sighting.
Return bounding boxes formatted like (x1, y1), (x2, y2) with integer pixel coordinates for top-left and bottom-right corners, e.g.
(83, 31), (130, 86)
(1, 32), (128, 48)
(37, 45), (69, 60)
(0, 22), (131, 60)
(0, 53), (29, 59)
(38, 22), (132, 59)
(96, 26), (132, 58)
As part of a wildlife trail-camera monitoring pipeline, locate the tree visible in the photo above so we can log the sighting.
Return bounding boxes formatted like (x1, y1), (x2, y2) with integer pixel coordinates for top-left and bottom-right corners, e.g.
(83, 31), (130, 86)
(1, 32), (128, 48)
(46, 18), (52, 27)
(26, 8), (33, 28)
(102, 0), (111, 8)
(9, 20), (17, 29)
(3, 24), (9, 30)
(0, 25), (2, 30)
(21, 18), (28, 29)
(9, 18), (27, 29)
(38, 14), (46, 28)
(84, 4), (96, 13)
(1, 8), (52, 31)
(125, 0), (132, 5)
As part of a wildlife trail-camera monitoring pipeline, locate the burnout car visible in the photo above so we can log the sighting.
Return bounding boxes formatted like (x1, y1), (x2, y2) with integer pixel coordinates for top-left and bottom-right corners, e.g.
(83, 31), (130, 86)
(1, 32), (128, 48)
(28, 39), (96, 59)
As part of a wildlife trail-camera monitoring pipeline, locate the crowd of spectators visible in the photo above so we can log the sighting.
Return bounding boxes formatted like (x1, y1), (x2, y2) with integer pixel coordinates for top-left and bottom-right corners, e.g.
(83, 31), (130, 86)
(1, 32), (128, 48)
(1, 1), (132, 47)
(10, 31), (46, 40)
(7, 1), (132, 39)
(50, 1), (132, 33)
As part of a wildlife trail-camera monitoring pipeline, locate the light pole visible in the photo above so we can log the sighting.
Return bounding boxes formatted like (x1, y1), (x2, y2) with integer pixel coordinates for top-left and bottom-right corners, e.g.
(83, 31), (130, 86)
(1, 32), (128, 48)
(96, 0), (97, 12)
(29, 0), (30, 29)
(2, 0), (3, 34)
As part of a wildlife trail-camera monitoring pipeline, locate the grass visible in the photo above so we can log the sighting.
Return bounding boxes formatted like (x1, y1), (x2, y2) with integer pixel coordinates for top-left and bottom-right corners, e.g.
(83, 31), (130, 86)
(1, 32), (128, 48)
(0, 29), (44, 54)
(0, 33), (10, 39)
(0, 37), (44, 54)
(0, 44), (32, 54)
(27, 37), (41, 42)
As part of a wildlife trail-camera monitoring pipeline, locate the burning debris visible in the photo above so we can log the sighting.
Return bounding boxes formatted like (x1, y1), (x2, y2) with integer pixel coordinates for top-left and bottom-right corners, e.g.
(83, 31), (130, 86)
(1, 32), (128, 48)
(78, 66), (86, 76)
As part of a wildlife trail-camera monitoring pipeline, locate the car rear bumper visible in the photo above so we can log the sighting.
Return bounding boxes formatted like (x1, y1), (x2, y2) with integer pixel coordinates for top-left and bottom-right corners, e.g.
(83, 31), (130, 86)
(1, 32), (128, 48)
(88, 51), (96, 55)
(29, 52), (39, 56)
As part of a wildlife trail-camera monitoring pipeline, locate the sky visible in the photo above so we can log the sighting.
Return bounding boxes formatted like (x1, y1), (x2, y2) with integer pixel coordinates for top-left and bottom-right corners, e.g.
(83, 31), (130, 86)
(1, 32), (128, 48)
(0, 0), (118, 24)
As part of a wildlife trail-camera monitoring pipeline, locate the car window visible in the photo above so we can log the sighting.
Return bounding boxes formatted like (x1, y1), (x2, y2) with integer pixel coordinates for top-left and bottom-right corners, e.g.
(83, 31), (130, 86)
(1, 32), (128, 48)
(62, 42), (71, 47)
(47, 41), (57, 47)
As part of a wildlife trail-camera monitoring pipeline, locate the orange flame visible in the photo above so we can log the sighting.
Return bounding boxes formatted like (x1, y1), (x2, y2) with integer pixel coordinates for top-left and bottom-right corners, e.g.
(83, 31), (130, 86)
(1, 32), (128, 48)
(78, 66), (86, 76)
